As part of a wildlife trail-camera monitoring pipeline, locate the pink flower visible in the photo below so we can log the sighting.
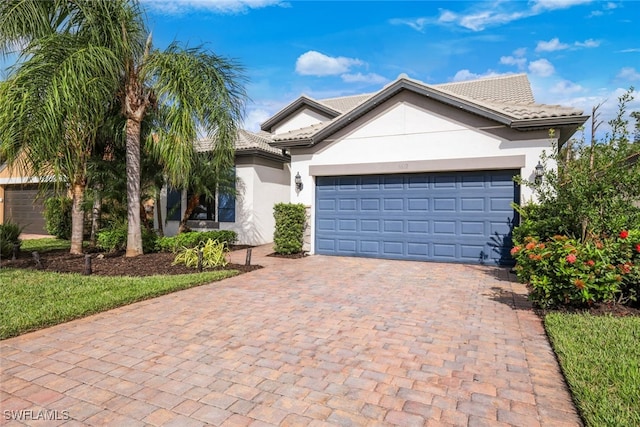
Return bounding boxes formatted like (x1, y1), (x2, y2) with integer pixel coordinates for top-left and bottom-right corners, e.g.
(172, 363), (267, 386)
(620, 230), (629, 239)
(566, 254), (577, 264)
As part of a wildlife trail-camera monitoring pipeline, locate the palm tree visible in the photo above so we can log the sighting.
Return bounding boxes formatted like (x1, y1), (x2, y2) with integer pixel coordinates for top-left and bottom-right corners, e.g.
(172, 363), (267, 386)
(0, 1), (138, 254)
(1, 0), (246, 257)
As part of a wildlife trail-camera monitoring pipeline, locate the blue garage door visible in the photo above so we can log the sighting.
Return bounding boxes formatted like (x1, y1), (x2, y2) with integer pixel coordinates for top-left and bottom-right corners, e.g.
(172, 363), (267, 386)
(315, 171), (519, 265)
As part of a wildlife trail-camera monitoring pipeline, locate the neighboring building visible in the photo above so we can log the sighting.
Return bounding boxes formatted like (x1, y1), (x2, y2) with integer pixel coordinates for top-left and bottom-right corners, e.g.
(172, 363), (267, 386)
(3, 73), (588, 264)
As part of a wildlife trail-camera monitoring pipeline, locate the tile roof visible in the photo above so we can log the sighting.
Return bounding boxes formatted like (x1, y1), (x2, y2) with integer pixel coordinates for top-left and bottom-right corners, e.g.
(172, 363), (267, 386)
(270, 73), (587, 144)
(435, 74), (535, 103)
(195, 129), (284, 156)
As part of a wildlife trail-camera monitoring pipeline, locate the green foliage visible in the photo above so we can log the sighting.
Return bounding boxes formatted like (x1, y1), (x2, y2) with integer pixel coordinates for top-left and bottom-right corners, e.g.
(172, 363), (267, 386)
(156, 230), (237, 253)
(518, 89), (640, 242)
(273, 203), (306, 255)
(172, 238), (229, 269)
(545, 313), (640, 426)
(97, 224), (158, 253)
(512, 230), (640, 308)
(43, 197), (72, 240)
(0, 220), (23, 258)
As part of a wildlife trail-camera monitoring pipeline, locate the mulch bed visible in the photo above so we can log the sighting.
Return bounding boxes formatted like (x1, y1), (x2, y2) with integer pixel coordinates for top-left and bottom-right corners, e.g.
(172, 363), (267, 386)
(0, 248), (262, 277)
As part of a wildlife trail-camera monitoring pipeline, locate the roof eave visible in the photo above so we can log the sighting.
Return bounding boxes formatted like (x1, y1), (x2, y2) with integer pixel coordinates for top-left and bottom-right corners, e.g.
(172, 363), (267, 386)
(268, 138), (315, 149)
(235, 148), (290, 163)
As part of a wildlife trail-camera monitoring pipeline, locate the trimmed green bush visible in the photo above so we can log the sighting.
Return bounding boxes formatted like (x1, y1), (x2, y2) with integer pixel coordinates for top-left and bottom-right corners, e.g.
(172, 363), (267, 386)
(0, 220), (23, 258)
(97, 224), (158, 253)
(156, 230), (237, 253)
(273, 203), (306, 255)
(44, 197), (72, 240)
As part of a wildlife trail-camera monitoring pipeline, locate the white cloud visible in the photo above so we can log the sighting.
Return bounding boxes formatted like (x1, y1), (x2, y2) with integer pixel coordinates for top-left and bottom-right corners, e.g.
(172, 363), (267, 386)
(295, 51), (364, 77)
(341, 73), (388, 85)
(242, 108), (272, 131)
(438, 10), (457, 23)
(617, 67), (640, 82)
(500, 56), (527, 70)
(531, 0), (593, 13)
(618, 48), (640, 53)
(536, 38), (570, 52)
(452, 69), (508, 82)
(550, 80), (584, 95)
(575, 39), (600, 48)
(529, 59), (555, 77)
(458, 10), (527, 31)
(142, 0), (288, 15)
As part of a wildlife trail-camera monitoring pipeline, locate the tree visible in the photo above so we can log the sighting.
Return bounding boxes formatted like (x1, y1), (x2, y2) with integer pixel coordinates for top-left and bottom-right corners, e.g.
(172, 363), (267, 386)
(1, 0), (246, 257)
(0, 0), (139, 254)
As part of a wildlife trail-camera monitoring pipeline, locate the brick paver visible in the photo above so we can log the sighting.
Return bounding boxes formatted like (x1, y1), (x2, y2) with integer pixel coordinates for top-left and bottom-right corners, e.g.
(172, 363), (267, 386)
(0, 245), (582, 426)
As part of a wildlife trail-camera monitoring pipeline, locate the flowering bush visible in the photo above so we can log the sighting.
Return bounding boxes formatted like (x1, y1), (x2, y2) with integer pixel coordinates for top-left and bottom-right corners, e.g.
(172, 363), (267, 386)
(512, 230), (640, 308)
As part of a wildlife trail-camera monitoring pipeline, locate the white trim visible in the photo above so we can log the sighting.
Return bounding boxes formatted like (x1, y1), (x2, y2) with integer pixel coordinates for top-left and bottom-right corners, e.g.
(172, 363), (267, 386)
(0, 176), (56, 185)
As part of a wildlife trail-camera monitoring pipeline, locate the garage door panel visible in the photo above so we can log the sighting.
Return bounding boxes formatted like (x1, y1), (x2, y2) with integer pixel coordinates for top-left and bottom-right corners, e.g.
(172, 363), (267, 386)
(4, 185), (48, 235)
(315, 171), (518, 265)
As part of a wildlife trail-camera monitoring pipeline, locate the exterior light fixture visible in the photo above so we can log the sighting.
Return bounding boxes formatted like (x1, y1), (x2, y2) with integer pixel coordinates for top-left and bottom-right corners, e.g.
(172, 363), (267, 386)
(534, 161), (544, 184)
(295, 172), (303, 192)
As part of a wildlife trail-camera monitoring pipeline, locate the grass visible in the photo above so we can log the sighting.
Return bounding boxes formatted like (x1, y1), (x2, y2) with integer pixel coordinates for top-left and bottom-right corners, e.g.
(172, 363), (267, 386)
(20, 237), (71, 252)
(545, 313), (640, 427)
(1, 237), (239, 340)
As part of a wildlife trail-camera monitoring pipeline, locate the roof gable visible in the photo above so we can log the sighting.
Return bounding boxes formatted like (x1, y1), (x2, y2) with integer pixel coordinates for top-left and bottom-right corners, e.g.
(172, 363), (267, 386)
(269, 74), (588, 147)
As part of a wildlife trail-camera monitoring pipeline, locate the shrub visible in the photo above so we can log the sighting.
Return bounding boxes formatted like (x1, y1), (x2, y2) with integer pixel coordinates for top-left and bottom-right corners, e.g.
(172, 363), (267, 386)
(156, 230), (237, 253)
(273, 203), (306, 255)
(44, 197), (72, 240)
(172, 238), (228, 269)
(97, 224), (158, 253)
(0, 220), (23, 258)
(512, 230), (640, 308)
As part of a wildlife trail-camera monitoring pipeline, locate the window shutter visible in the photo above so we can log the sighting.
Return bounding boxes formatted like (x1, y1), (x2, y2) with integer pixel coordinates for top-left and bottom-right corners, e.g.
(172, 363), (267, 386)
(218, 168), (236, 222)
(166, 188), (182, 221)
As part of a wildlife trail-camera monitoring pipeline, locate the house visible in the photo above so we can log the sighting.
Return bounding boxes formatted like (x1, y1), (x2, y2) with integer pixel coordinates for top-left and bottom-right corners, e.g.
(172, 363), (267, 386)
(201, 73), (586, 265)
(3, 73), (588, 265)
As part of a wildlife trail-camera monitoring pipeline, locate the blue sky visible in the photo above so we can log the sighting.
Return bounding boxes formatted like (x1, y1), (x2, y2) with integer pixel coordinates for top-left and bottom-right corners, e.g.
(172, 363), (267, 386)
(3, 1), (639, 139)
(140, 0), (640, 139)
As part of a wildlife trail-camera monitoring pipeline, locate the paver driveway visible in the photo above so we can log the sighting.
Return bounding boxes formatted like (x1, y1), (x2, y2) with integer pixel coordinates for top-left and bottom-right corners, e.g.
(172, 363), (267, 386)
(1, 246), (581, 426)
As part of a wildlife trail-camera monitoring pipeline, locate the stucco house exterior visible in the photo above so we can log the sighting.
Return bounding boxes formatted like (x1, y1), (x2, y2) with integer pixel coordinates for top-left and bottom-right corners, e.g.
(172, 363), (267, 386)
(2, 73), (588, 264)
(256, 73), (587, 264)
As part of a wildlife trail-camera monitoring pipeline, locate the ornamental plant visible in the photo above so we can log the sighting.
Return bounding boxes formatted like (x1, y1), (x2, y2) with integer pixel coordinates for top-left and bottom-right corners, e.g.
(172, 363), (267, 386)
(512, 230), (640, 308)
(512, 89), (640, 308)
(172, 238), (229, 269)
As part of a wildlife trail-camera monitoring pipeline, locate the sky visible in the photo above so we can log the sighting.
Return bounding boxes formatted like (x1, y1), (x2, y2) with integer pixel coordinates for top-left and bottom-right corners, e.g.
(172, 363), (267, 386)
(3, 0), (640, 140)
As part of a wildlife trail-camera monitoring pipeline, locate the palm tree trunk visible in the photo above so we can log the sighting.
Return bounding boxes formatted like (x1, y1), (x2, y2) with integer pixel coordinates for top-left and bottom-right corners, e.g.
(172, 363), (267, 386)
(89, 184), (102, 248)
(70, 183), (85, 255)
(125, 117), (143, 257)
(155, 189), (164, 237)
(178, 194), (200, 234)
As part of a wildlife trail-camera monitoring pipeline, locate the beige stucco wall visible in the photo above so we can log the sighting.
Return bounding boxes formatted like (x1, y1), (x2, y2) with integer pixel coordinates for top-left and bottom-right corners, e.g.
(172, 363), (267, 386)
(273, 108), (331, 135)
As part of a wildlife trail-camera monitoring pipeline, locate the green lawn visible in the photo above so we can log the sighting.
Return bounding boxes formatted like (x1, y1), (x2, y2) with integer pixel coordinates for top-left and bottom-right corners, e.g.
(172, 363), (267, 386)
(545, 313), (640, 427)
(1, 238), (239, 339)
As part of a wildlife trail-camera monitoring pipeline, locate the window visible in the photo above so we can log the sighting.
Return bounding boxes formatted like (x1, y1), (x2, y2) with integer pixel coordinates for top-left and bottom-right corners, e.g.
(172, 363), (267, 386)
(177, 167), (236, 223)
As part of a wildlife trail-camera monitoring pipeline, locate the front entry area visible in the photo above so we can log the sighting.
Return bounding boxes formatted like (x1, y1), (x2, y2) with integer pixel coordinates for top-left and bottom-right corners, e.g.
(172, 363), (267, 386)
(315, 170), (519, 265)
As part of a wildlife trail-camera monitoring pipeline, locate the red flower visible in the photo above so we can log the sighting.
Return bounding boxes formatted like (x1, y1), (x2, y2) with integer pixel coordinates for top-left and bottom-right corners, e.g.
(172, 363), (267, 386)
(510, 246), (521, 255)
(525, 242), (536, 250)
(566, 254), (577, 264)
(585, 260), (595, 267)
(620, 230), (629, 239)
(635, 244), (640, 253)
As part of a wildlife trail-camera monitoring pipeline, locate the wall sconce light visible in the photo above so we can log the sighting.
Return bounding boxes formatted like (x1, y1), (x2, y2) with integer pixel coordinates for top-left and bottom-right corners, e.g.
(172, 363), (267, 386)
(534, 161), (544, 184)
(295, 172), (303, 192)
